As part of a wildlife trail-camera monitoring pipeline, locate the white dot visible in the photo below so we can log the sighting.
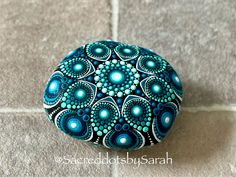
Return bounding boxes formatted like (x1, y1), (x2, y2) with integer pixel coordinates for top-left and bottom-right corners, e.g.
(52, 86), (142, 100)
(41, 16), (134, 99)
(49, 82), (57, 90)
(71, 123), (77, 128)
(109, 91), (115, 96)
(131, 85), (136, 90)
(97, 82), (102, 87)
(120, 138), (127, 144)
(102, 88), (107, 93)
(95, 48), (103, 53)
(105, 61), (110, 65)
(120, 61), (125, 65)
(111, 72), (122, 81)
(175, 76), (180, 82)
(112, 59), (118, 63)
(127, 64), (132, 68)
(134, 80), (139, 84)
(95, 70), (101, 74)
(125, 89), (130, 94)
(94, 76), (100, 81)
(165, 117), (170, 124)
(117, 92), (123, 97)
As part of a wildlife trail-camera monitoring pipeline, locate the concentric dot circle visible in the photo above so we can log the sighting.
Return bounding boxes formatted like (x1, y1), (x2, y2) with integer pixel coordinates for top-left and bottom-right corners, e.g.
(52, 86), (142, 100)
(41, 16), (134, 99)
(59, 58), (90, 78)
(145, 77), (175, 102)
(115, 133), (132, 146)
(90, 102), (119, 136)
(160, 112), (173, 128)
(67, 118), (83, 132)
(115, 44), (139, 60)
(61, 82), (95, 109)
(123, 98), (152, 132)
(86, 42), (111, 60)
(138, 55), (167, 74)
(94, 59), (140, 97)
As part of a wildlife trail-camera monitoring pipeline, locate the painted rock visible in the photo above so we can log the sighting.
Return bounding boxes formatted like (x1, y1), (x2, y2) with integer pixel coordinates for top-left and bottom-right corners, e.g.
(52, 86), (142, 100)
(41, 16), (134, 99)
(43, 40), (183, 150)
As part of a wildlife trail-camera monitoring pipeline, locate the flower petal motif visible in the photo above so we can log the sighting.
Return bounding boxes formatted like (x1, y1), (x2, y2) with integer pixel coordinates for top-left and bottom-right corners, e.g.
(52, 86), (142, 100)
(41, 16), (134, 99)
(90, 96), (120, 137)
(136, 55), (167, 74)
(43, 71), (67, 109)
(55, 109), (93, 141)
(122, 95), (152, 133)
(59, 57), (95, 79)
(86, 42), (111, 61)
(115, 44), (139, 61)
(60, 81), (97, 109)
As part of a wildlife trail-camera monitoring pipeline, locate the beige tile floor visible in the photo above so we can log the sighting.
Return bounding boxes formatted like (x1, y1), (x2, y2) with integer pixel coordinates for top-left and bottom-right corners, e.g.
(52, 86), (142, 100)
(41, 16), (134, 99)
(0, 0), (235, 177)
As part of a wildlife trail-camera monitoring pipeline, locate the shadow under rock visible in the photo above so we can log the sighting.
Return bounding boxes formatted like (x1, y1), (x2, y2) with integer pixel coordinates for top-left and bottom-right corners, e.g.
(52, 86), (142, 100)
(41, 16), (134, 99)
(114, 80), (234, 165)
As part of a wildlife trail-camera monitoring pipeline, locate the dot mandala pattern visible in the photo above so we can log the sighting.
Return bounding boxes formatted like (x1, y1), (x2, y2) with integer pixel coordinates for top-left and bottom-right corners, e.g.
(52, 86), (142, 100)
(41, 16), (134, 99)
(43, 40), (183, 150)
(94, 59), (140, 97)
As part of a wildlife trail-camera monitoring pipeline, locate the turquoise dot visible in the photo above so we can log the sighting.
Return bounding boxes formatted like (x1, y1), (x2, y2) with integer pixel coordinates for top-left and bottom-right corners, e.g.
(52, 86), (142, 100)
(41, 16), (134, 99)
(48, 80), (60, 94)
(97, 131), (103, 136)
(75, 89), (86, 100)
(161, 112), (173, 128)
(67, 118), (82, 132)
(123, 48), (132, 54)
(99, 109), (110, 120)
(108, 70), (125, 84)
(115, 133), (132, 146)
(152, 84), (162, 93)
(147, 60), (156, 68)
(95, 48), (103, 54)
(143, 127), (149, 132)
(61, 102), (66, 108)
(131, 105), (143, 117)
(73, 63), (83, 71)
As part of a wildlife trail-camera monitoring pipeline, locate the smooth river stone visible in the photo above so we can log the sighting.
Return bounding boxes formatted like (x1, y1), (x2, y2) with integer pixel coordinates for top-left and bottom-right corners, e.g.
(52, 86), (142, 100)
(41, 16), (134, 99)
(43, 40), (183, 150)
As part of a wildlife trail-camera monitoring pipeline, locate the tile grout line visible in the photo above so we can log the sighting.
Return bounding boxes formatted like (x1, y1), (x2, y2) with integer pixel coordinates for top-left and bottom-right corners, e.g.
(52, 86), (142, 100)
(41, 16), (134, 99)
(0, 108), (44, 113)
(111, 0), (119, 41)
(1, 105), (236, 113)
(111, 151), (118, 177)
(182, 105), (236, 113)
(111, 0), (119, 177)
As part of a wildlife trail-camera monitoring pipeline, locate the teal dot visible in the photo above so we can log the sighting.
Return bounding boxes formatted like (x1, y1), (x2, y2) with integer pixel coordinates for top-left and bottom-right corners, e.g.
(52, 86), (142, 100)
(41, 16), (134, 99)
(75, 89), (86, 99)
(95, 48), (103, 53)
(147, 60), (156, 68)
(152, 84), (162, 93)
(146, 122), (151, 126)
(137, 126), (142, 131)
(67, 118), (82, 132)
(115, 133), (132, 146)
(108, 70), (125, 84)
(131, 105), (143, 117)
(73, 63), (83, 71)
(143, 127), (149, 132)
(123, 48), (132, 54)
(48, 80), (60, 94)
(99, 109), (110, 120)
(97, 131), (103, 136)
(61, 102), (66, 108)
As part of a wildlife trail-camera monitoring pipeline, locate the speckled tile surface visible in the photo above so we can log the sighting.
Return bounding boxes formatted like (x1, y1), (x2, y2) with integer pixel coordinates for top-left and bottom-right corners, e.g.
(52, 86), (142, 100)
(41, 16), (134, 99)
(0, 0), (236, 176)
(0, 0), (111, 108)
(118, 0), (236, 106)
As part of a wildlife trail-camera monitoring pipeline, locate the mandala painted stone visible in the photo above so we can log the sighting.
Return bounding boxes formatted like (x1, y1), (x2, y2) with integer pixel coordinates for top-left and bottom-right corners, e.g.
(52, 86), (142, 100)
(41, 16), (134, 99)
(43, 40), (183, 150)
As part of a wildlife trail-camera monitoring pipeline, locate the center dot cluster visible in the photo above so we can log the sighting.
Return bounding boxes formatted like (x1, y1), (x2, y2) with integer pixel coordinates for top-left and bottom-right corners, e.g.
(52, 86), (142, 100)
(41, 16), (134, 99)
(94, 59), (140, 97)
